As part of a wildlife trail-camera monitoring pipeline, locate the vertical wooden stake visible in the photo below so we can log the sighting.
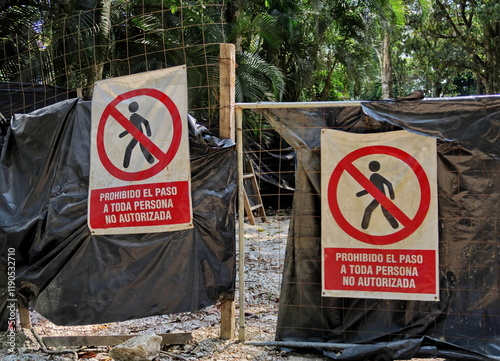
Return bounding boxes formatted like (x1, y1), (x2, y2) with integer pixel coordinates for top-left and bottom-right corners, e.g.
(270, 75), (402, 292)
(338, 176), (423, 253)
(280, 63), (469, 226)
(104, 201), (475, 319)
(219, 43), (236, 140)
(18, 303), (32, 329)
(220, 299), (236, 341)
(219, 43), (236, 340)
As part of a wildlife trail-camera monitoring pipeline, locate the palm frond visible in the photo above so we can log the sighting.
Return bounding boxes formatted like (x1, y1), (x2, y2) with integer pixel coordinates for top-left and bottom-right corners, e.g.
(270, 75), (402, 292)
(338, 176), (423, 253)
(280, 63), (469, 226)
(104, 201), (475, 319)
(235, 51), (285, 102)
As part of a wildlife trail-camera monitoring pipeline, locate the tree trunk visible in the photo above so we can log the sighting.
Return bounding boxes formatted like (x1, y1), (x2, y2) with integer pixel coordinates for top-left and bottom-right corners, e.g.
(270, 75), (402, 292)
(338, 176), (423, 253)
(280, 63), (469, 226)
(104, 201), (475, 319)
(381, 30), (393, 99)
(320, 62), (337, 101)
(91, 0), (112, 93)
(226, 0), (243, 51)
(475, 71), (484, 94)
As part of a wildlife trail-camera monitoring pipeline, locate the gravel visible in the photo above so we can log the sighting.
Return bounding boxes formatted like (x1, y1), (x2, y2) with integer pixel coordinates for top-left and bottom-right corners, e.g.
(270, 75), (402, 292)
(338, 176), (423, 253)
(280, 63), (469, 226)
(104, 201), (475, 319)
(0, 216), (442, 361)
(1, 216), (316, 360)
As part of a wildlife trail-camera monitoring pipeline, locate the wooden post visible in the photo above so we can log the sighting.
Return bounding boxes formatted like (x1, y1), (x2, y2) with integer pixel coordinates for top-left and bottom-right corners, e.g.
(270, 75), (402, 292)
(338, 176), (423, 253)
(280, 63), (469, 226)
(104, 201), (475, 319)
(220, 300), (236, 341)
(219, 43), (236, 340)
(18, 303), (32, 329)
(219, 43), (236, 140)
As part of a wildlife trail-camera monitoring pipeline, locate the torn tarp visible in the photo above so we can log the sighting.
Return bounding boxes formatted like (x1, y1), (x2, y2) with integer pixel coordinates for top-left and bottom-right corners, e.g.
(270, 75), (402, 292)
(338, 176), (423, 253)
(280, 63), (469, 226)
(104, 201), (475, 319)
(0, 98), (236, 326)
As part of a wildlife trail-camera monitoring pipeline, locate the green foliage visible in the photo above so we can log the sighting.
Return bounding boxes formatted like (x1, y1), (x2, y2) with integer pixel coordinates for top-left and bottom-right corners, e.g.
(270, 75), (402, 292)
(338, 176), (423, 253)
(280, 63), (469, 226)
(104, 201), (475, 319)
(235, 51), (284, 102)
(232, 0), (380, 101)
(1, 0), (498, 110)
(0, 1), (52, 82)
(396, 0), (500, 95)
(0, 1), (225, 92)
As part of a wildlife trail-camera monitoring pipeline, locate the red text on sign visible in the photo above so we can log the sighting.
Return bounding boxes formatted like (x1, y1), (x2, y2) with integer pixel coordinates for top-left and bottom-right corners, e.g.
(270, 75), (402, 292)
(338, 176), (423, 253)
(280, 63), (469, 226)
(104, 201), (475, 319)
(324, 248), (436, 294)
(89, 181), (190, 229)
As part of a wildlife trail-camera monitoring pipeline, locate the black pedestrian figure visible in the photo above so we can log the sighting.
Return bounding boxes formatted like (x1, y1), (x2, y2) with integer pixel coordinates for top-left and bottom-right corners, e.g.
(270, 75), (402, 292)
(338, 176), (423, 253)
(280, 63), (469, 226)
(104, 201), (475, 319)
(119, 102), (155, 168)
(356, 160), (399, 230)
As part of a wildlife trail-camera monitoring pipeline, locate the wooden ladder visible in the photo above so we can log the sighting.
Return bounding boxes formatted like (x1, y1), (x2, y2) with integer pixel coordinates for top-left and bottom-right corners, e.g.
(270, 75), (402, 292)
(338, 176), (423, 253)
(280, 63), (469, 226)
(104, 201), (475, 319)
(243, 159), (267, 225)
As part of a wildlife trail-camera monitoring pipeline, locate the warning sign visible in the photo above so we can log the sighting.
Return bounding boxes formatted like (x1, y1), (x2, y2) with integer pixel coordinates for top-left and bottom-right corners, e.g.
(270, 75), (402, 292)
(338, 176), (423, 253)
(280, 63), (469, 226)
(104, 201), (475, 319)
(321, 130), (438, 301)
(88, 66), (193, 235)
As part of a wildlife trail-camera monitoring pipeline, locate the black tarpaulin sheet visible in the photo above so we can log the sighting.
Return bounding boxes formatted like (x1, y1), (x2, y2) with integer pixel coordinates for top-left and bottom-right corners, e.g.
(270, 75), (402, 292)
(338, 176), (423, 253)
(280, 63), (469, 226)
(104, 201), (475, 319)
(0, 98), (236, 326)
(261, 96), (500, 360)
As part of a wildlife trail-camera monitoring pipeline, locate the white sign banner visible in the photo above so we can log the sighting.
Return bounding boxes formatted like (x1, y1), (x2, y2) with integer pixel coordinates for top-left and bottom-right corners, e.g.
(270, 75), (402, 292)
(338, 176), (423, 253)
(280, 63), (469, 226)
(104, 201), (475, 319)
(88, 66), (192, 235)
(321, 129), (439, 301)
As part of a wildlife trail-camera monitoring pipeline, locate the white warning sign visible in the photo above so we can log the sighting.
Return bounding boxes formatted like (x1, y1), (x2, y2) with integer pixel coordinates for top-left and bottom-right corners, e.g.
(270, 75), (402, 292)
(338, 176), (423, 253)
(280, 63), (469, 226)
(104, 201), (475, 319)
(88, 66), (192, 235)
(321, 129), (439, 301)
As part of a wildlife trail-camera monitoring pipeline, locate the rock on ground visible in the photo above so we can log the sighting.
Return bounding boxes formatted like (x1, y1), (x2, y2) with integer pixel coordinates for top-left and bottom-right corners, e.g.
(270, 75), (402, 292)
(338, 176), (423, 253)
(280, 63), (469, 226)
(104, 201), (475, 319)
(109, 334), (162, 361)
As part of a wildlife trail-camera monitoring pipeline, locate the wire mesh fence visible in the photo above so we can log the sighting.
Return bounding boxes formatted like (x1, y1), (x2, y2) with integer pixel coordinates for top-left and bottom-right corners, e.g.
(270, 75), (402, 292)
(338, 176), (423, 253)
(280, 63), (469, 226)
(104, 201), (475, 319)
(237, 106), (312, 344)
(0, 1), (225, 134)
(238, 102), (500, 359)
(1, 0), (237, 350)
(2, 2), (498, 357)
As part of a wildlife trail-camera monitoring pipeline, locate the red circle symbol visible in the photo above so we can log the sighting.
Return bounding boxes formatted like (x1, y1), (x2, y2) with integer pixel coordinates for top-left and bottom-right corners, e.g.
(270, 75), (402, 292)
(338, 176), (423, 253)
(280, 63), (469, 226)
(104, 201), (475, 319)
(328, 146), (431, 245)
(97, 88), (182, 181)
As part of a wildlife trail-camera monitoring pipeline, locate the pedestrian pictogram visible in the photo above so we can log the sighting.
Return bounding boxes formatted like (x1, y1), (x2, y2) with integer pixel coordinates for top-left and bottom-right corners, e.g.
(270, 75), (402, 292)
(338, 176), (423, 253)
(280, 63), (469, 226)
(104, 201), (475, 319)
(321, 129), (439, 301)
(120, 101), (154, 168)
(97, 88), (183, 182)
(356, 160), (399, 230)
(89, 66), (192, 235)
(327, 145), (431, 246)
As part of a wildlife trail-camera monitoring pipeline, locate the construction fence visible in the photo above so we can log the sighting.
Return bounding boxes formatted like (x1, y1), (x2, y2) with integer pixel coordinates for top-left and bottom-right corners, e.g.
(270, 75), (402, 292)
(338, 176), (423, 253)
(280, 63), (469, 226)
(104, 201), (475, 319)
(0, 2), (499, 358)
(237, 99), (500, 360)
(1, 94), (498, 361)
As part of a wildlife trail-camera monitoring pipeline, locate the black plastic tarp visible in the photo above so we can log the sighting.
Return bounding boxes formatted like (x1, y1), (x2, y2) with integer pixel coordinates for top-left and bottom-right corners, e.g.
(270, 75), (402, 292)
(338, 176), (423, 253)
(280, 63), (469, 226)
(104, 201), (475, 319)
(262, 95), (500, 360)
(0, 98), (236, 326)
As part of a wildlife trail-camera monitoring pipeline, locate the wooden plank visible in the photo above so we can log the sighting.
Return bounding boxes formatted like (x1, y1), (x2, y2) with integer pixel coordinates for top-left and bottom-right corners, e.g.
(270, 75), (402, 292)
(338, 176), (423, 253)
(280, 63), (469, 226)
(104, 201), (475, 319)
(219, 43), (236, 141)
(243, 160), (266, 224)
(219, 300), (235, 340)
(42, 333), (192, 347)
(251, 177), (266, 223)
(18, 303), (32, 329)
(219, 43), (237, 341)
(243, 188), (256, 225)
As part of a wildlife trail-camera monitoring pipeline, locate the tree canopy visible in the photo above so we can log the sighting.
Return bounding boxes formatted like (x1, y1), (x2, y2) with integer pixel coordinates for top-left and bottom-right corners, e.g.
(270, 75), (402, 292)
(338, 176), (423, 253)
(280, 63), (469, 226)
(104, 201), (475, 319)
(0, 0), (498, 103)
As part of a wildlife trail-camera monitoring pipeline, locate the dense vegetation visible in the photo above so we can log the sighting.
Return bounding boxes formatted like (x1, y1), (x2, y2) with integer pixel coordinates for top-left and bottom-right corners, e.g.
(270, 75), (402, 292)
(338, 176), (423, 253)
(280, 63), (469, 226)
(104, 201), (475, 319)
(1, 0), (498, 102)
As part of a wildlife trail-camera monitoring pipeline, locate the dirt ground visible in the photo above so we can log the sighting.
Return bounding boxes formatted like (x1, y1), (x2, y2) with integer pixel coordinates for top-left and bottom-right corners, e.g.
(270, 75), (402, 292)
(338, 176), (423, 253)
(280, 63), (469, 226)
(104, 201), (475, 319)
(1, 216), (301, 360)
(0, 216), (443, 361)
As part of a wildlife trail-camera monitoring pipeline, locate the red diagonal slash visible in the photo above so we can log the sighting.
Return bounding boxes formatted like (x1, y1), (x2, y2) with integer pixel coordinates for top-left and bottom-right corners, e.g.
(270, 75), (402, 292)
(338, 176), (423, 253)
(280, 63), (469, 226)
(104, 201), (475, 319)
(109, 106), (166, 161)
(341, 161), (412, 227)
(96, 88), (183, 182)
(327, 145), (431, 245)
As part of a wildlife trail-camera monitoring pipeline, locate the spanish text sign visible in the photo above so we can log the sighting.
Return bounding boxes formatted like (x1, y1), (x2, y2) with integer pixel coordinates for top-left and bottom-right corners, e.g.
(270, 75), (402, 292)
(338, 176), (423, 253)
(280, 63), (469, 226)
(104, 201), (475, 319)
(321, 130), (438, 301)
(88, 66), (193, 235)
